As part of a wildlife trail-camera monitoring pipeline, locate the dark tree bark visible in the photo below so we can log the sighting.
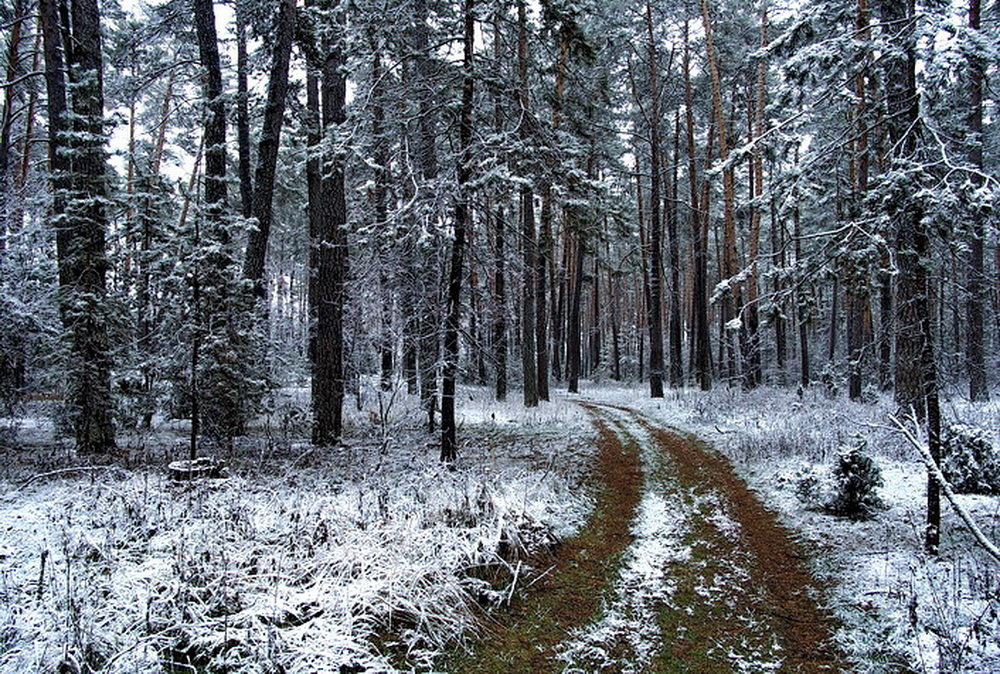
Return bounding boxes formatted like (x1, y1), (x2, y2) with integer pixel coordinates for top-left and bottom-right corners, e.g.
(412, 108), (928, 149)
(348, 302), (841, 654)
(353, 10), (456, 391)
(744, 6), (768, 389)
(489, 9), (507, 402)
(537, 182), (552, 400)
(520, 186), (538, 406)
(846, 0), (871, 401)
(440, 0), (474, 463)
(370, 44), (393, 392)
(192, 0), (227, 226)
(310, 0), (349, 445)
(794, 173), (810, 387)
(0, 0), (26, 251)
(493, 205), (508, 401)
(517, 0), (538, 408)
(685, 19), (711, 390)
(235, 0), (252, 219)
(644, 0), (665, 398)
(667, 110), (684, 388)
(965, 0), (988, 402)
(41, 0), (116, 454)
(243, 0), (297, 294)
(412, 0), (440, 432)
(879, 0), (941, 554)
(567, 226), (585, 393)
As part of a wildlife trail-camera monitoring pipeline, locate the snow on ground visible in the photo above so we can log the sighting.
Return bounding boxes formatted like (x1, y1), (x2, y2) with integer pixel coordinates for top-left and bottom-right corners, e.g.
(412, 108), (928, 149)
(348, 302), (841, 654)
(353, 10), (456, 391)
(3, 380), (998, 672)
(581, 382), (1000, 673)
(0, 384), (595, 673)
(558, 410), (691, 673)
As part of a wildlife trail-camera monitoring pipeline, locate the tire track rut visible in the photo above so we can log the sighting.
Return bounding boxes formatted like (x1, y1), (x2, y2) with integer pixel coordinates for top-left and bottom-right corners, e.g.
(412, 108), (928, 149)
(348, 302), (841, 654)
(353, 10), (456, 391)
(448, 403), (845, 673)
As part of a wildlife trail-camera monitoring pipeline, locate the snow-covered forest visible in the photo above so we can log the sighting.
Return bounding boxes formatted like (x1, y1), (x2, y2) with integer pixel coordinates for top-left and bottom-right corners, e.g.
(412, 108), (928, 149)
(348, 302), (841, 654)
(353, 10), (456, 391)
(1, 0), (999, 670)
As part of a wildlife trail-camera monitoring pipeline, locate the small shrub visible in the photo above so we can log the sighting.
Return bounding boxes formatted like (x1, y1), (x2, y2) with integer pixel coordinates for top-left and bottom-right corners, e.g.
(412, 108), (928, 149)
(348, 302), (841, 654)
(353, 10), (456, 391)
(794, 439), (885, 520)
(793, 464), (831, 511)
(826, 440), (885, 520)
(941, 424), (1000, 495)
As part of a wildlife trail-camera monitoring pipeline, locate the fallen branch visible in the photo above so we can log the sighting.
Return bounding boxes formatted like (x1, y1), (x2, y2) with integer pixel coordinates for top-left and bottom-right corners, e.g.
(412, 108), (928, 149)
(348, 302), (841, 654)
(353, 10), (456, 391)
(889, 413), (1000, 563)
(16, 466), (111, 490)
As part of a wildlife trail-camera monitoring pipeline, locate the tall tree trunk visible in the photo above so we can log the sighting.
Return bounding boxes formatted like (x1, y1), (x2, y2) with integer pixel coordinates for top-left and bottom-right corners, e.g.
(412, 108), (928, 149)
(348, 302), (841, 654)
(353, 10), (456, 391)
(0, 0), (26, 251)
(491, 8), (507, 402)
(310, 0), (349, 445)
(846, 0), (872, 400)
(537, 182), (551, 400)
(667, 110), (684, 387)
(589, 255), (601, 374)
(794, 172), (810, 387)
(965, 0), (988, 401)
(370, 42), (393, 391)
(770, 168), (787, 379)
(235, 0), (252, 219)
(685, 19), (711, 390)
(413, 0), (440, 431)
(879, 0), (940, 554)
(41, 0), (116, 453)
(567, 230), (585, 393)
(644, 0), (665, 398)
(441, 0), (474, 462)
(517, 0), (537, 407)
(9, 24), (40, 242)
(493, 204), (508, 401)
(243, 0), (297, 294)
(193, 0), (227, 227)
(702, 0), (739, 385)
(745, 6), (768, 389)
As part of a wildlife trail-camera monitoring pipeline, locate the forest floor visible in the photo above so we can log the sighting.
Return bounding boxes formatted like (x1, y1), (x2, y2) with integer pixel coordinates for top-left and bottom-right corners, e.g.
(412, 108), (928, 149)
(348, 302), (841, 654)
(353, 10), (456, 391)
(0, 383), (998, 673)
(449, 402), (844, 673)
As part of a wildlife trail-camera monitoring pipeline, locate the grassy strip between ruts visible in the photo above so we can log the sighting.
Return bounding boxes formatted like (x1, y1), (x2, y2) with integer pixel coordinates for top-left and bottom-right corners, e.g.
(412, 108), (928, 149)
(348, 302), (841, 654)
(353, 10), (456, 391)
(443, 409), (643, 673)
(636, 415), (847, 673)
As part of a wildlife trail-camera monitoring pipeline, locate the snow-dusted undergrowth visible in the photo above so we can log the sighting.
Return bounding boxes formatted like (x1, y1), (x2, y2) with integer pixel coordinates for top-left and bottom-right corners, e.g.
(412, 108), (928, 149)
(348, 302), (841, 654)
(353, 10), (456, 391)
(584, 383), (1000, 673)
(0, 385), (593, 673)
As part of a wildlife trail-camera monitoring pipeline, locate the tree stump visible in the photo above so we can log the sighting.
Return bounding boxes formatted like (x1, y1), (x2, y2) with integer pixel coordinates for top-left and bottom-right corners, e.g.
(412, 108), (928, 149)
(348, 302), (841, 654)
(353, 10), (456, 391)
(167, 457), (226, 481)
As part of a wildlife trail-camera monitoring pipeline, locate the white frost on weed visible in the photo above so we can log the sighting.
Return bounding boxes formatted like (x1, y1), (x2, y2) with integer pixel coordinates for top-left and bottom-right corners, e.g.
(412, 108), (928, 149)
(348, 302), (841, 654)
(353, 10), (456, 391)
(0, 388), (596, 673)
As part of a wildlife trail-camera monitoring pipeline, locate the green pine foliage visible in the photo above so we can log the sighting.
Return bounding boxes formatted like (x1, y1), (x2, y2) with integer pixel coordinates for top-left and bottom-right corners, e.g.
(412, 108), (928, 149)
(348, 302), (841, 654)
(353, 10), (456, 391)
(941, 424), (1000, 495)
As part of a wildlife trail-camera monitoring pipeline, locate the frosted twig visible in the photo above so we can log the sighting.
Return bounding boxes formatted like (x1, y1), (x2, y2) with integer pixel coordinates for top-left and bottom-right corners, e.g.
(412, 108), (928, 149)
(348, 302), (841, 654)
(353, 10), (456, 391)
(888, 413), (1000, 563)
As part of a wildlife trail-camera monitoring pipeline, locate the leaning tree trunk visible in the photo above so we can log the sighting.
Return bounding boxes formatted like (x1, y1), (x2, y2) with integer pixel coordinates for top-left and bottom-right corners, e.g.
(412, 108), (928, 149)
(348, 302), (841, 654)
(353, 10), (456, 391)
(242, 0), (296, 295)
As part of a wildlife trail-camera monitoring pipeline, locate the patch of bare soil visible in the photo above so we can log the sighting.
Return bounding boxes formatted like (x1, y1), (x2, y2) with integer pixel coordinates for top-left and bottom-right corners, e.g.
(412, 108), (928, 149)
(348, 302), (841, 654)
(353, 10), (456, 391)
(446, 411), (643, 673)
(447, 404), (846, 673)
(636, 414), (846, 672)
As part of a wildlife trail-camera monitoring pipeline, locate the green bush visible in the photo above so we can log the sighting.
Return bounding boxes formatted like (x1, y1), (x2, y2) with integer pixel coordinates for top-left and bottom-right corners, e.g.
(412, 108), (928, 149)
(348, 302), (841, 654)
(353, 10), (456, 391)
(795, 439), (885, 521)
(941, 424), (1000, 495)
(827, 440), (885, 520)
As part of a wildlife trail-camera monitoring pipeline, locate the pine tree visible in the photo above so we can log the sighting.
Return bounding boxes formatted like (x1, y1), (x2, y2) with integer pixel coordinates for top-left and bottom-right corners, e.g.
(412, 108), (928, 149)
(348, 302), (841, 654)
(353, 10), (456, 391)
(40, 0), (117, 454)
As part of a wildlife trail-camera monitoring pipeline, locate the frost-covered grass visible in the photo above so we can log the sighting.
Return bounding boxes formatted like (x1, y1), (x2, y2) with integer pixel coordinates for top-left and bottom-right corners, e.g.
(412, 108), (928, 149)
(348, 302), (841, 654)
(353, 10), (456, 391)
(583, 382), (1000, 673)
(0, 384), (594, 673)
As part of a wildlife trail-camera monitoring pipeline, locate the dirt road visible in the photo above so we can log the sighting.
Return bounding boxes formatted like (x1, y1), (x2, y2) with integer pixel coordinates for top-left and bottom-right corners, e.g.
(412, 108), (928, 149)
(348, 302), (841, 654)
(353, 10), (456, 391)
(450, 403), (845, 673)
